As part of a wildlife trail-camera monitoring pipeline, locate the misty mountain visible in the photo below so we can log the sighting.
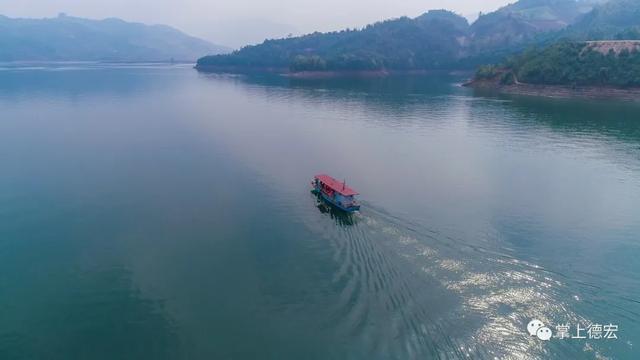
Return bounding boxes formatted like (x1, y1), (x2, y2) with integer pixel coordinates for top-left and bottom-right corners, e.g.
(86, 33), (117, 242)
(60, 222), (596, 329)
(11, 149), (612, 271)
(471, 0), (640, 88)
(197, 0), (607, 72)
(469, 0), (597, 53)
(197, 10), (472, 71)
(560, 0), (640, 39)
(0, 14), (229, 62)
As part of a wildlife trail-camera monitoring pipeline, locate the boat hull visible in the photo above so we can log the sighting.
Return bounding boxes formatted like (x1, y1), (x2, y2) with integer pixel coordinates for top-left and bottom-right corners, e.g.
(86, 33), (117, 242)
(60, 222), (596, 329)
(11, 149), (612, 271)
(311, 188), (360, 213)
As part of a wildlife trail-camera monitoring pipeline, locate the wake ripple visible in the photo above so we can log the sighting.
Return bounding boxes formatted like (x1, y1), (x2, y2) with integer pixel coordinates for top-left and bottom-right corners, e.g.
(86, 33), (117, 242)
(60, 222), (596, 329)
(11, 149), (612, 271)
(304, 199), (613, 359)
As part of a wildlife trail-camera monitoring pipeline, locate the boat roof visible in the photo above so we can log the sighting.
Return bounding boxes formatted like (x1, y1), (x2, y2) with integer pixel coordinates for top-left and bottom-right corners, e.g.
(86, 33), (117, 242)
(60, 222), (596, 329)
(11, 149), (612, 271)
(315, 174), (359, 196)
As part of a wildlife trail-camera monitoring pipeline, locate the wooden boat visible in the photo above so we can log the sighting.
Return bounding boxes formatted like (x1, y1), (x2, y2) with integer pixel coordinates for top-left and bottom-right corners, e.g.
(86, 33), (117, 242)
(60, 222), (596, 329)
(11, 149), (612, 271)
(311, 174), (360, 212)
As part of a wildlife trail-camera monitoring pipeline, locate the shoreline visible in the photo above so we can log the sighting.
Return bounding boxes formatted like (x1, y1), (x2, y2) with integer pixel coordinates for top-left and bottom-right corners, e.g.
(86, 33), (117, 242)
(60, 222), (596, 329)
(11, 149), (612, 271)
(195, 65), (289, 74)
(285, 70), (390, 79)
(465, 78), (640, 102)
(195, 65), (467, 78)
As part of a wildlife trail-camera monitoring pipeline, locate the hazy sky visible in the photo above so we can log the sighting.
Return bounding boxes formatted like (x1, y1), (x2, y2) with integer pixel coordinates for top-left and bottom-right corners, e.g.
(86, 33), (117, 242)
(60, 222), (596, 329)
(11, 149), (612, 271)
(0, 0), (512, 47)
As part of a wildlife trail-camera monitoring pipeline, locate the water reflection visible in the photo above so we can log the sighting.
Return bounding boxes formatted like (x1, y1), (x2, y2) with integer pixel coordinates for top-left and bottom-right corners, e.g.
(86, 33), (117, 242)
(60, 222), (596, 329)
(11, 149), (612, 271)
(0, 63), (190, 100)
(214, 72), (640, 151)
(470, 89), (640, 146)
(312, 193), (357, 227)
(197, 71), (465, 125)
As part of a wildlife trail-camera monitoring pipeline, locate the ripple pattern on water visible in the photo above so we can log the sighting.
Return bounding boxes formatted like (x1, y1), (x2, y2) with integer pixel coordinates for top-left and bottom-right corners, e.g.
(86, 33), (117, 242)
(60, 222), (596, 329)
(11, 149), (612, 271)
(299, 199), (627, 359)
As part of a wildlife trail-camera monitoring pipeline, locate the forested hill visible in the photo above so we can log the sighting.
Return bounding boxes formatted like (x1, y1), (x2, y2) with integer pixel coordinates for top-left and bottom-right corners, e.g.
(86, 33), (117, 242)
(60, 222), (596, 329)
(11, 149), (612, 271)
(475, 40), (640, 87)
(471, 0), (640, 88)
(0, 14), (229, 62)
(560, 0), (640, 39)
(468, 0), (597, 54)
(197, 0), (599, 72)
(198, 10), (471, 72)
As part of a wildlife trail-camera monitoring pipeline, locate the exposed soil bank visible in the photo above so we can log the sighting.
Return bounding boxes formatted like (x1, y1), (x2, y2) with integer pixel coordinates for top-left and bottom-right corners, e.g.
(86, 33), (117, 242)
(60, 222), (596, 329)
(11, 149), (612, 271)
(194, 65), (289, 74)
(195, 65), (466, 78)
(465, 78), (640, 102)
(285, 70), (390, 79)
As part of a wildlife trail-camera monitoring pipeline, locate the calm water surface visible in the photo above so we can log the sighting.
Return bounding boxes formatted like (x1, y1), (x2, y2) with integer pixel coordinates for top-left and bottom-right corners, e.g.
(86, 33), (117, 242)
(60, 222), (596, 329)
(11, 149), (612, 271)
(1, 64), (639, 359)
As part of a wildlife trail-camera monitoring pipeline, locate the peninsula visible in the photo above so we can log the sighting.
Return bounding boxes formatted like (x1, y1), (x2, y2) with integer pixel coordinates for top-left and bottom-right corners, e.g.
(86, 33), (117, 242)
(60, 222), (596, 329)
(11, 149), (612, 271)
(465, 40), (640, 101)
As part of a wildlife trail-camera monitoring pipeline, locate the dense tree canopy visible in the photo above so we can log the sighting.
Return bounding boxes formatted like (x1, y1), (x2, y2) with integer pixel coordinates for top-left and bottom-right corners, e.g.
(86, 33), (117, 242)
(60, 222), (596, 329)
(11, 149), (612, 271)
(480, 41), (640, 87)
(197, 1), (598, 73)
(197, 0), (640, 76)
(197, 10), (470, 72)
(562, 0), (640, 40)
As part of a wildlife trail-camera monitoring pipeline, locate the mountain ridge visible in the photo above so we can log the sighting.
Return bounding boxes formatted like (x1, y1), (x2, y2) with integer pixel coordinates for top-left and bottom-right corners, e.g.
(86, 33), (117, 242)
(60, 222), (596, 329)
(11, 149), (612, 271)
(466, 0), (640, 93)
(197, 0), (606, 72)
(0, 14), (229, 62)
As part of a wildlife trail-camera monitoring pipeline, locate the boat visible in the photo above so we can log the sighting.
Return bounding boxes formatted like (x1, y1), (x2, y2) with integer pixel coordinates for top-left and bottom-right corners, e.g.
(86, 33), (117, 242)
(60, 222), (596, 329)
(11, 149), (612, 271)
(311, 174), (360, 212)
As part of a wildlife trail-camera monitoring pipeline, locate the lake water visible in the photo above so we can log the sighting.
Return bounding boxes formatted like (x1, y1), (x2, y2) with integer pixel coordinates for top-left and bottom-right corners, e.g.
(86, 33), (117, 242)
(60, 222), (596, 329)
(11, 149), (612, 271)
(1, 63), (639, 359)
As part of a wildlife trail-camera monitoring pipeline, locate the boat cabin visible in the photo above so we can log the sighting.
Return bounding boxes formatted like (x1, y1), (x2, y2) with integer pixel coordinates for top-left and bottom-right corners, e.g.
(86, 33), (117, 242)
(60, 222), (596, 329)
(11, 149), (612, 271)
(312, 174), (360, 212)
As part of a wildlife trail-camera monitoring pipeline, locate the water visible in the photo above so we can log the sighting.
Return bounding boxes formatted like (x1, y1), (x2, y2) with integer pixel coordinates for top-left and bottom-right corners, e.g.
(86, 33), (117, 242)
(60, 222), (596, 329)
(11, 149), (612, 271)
(1, 64), (639, 360)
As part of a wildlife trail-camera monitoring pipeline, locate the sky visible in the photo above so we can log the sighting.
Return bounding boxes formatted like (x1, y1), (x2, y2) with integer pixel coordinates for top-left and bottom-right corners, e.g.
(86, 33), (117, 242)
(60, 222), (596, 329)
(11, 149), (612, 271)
(0, 0), (513, 48)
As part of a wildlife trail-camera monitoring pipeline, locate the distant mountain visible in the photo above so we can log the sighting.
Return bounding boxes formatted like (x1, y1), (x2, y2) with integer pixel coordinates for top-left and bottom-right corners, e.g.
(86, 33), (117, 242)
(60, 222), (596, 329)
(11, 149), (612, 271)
(560, 0), (640, 39)
(0, 14), (229, 62)
(196, 0), (640, 74)
(469, 0), (640, 89)
(197, 10), (471, 72)
(197, 0), (605, 73)
(468, 0), (597, 53)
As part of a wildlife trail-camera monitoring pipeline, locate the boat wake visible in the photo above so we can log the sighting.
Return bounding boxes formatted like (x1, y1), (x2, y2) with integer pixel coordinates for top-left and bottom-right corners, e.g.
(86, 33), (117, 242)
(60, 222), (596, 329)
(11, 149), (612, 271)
(303, 201), (609, 359)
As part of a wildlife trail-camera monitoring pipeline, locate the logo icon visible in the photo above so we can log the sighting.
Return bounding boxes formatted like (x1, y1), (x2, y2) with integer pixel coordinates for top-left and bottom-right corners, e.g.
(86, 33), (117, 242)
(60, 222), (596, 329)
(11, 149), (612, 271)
(527, 319), (545, 336)
(528, 319), (553, 341)
(536, 326), (553, 341)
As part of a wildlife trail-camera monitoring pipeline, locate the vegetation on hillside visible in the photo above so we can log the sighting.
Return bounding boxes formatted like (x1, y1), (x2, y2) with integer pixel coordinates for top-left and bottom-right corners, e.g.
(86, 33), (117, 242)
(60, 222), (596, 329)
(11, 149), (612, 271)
(472, 0), (640, 88)
(478, 41), (640, 87)
(197, 10), (470, 72)
(197, 0), (640, 78)
(469, 0), (595, 53)
(562, 0), (640, 40)
(197, 1), (597, 72)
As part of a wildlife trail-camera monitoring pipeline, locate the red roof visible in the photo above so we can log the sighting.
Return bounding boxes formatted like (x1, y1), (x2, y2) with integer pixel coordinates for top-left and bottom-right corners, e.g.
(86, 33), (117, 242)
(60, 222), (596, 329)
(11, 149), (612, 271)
(315, 174), (359, 196)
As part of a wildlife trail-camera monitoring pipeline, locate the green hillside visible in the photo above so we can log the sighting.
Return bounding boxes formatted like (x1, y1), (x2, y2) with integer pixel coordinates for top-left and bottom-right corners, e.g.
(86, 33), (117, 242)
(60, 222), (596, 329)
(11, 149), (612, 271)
(561, 0), (640, 39)
(198, 10), (470, 72)
(197, 0), (602, 73)
(197, 0), (640, 75)
(493, 40), (640, 87)
(469, 0), (595, 53)
(471, 0), (640, 88)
